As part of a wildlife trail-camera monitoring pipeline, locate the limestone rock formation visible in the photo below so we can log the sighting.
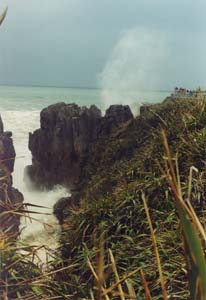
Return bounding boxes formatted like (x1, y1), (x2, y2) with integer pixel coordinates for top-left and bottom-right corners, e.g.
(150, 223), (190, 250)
(0, 114), (23, 239)
(96, 104), (133, 136)
(26, 103), (133, 189)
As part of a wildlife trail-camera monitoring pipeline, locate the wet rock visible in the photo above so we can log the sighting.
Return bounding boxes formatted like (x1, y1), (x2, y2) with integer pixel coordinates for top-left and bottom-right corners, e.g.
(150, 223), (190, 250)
(27, 103), (133, 189)
(139, 104), (149, 115)
(0, 115), (23, 239)
(53, 194), (80, 225)
(105, 104), (133, 123)
(94, 104), (133, 136)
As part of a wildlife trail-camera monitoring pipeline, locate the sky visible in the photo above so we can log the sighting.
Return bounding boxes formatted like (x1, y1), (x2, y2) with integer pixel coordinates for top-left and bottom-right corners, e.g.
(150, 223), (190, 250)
(0, 0), (206, 89)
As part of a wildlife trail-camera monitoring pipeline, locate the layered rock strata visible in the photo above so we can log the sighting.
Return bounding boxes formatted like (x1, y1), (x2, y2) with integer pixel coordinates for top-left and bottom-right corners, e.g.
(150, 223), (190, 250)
(0, 115), (23, 239)
(27, 103), (133, 189)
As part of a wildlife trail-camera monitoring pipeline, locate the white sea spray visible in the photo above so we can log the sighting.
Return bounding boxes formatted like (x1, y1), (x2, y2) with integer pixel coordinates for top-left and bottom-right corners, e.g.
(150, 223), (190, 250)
(1, 109), (70, 262)
(99, 27), (169, 115)
(0, 86), (168, 261)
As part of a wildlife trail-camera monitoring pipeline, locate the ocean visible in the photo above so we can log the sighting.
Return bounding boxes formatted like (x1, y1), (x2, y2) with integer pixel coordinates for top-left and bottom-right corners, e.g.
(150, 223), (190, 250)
(0, 84), (169, 261)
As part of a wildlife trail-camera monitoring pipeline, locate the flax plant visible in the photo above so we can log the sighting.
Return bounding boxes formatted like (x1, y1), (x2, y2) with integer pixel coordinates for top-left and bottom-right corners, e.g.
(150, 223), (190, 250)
(162, 130), (206, 300)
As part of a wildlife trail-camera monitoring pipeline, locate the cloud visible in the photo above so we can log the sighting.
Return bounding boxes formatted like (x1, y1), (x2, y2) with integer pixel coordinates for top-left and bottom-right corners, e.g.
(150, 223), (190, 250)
(0, 0), (206, 88)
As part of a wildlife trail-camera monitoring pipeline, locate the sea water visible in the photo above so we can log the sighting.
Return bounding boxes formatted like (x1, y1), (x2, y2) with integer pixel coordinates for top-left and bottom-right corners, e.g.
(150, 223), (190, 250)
(0, 84), (169, 261)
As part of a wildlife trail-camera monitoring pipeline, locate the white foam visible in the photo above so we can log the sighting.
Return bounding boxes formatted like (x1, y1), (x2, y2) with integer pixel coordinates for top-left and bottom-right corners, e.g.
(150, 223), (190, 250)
(1, 110), (69, 262)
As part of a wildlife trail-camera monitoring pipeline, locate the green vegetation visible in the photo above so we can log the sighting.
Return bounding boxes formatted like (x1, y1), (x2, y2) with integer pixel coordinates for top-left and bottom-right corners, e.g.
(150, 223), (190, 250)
(56, 98), (206, 299)
(1, 7), (206, 299)
(1, 13), (206, 296)
(0, 197), (74, 299)
(0, 97), (206, 300)
(1, 97), (206, 299)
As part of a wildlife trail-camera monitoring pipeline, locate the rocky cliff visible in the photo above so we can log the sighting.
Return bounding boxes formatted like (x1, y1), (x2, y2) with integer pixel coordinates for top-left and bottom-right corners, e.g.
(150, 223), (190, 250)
(26, 103), (133, 189)
(0, 114), (23, 239)
(52, 97), (206, 299)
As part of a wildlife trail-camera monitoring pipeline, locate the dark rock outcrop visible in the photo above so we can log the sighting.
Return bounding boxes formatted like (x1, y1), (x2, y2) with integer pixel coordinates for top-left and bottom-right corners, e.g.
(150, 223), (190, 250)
(26, 103), (133, 189)
(0, 114), (23, 239)
(53, 194), (80, 225)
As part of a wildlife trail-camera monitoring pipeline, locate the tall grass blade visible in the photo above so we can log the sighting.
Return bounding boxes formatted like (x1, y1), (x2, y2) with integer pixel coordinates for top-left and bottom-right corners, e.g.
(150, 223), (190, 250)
(142, 194), (168, 300)
(162, 129), (206, 300)
(0, 7), (8, 25)
(139, 269), (151, 300)
(125, 280), (136, 300)
(109, 249), (125, 300)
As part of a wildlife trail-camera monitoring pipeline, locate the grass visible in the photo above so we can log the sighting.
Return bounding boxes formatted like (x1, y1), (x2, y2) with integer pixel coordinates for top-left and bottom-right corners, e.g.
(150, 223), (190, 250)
(1, 96), (206, 299)
(0, 102), (206, 299)
(162, 130), (206, 299)
(54, 98), (206, 299)
(1, 14), (206, 297)
(0, 188), (82, 299)
(0, 158), (73, 299)
(69, 128), (206, 300)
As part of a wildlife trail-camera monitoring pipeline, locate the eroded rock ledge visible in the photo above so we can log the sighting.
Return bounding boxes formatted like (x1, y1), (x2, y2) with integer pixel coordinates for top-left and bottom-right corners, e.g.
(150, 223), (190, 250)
(26, 103), (133, 189)
(0, 114), (23, 239)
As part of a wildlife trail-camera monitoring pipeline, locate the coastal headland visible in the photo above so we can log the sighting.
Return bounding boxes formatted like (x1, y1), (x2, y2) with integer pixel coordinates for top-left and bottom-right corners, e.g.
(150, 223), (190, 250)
(23, 95), (206, 299)
(1, 94), (206, 298)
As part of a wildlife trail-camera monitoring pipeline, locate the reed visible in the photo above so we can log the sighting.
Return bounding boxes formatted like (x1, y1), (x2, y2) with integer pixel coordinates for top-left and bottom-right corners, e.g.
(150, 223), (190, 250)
(162, 130), (206, 300)
(1, 5), (206, 299)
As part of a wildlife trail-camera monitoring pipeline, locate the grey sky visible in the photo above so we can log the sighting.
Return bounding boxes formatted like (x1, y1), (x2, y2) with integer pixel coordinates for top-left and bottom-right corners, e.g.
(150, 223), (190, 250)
(0, 0), (206, 89)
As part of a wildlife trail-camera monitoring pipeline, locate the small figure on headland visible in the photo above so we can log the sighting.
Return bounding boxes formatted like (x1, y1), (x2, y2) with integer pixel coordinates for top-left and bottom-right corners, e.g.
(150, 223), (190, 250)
(171, 87), (206, 100)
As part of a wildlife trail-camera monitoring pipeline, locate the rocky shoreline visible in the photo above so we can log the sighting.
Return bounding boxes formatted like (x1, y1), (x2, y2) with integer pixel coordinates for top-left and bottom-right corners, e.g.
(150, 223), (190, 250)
(24, 97), (196, 227)
(26, 103), (133, 190)
(2, 96), (206, 299)
(0, 115), (23, 240)
(26, 103), (134, 224)
(24, 96), (206, 299)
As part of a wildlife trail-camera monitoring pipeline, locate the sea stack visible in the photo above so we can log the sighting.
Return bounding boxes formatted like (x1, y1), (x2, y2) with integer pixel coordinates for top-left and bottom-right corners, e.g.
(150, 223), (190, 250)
(26, 103), (133, 189)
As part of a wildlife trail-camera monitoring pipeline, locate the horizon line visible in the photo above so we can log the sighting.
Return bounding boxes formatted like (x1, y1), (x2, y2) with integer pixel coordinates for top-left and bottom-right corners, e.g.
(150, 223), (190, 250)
(0, 83), (173, 93)
(0, 83), (101, 90)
